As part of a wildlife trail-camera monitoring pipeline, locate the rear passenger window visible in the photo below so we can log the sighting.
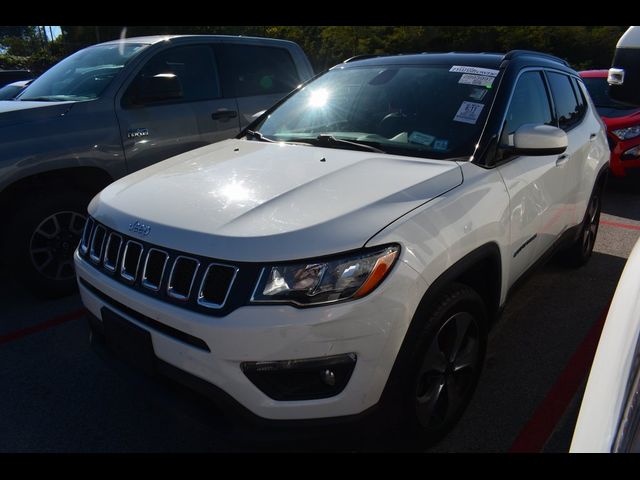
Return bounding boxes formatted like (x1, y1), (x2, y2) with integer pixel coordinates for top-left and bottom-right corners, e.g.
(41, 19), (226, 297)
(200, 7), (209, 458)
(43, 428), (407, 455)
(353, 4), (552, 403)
(502, 71), (553, 143)
(221, 45), (300, 97)
(546, 72), (583, 131)
(570, 76), (588, 119)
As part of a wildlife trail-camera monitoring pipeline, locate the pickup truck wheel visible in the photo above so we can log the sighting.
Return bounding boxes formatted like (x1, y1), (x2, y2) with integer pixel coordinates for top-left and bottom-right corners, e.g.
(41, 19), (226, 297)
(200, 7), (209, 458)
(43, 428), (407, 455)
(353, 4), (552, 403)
(8, 191), (91, 298)
(562, 188), (601, 268)
(398, 283), (487, 445)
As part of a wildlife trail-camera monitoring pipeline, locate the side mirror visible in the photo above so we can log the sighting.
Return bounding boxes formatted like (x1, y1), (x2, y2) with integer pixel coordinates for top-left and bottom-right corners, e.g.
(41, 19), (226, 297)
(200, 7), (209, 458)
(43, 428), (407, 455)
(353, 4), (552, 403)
(608, 27), (640, 106)
(134, 73), (183, 105)
(504, 124), (568, 156)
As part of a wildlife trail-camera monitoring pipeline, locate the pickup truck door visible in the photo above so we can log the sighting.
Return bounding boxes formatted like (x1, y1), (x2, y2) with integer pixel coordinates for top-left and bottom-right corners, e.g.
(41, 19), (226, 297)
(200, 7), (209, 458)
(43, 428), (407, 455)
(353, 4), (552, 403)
(496, 70), (568, 286)
(216, 43), (304, 129)
(115, 44), (240, 174)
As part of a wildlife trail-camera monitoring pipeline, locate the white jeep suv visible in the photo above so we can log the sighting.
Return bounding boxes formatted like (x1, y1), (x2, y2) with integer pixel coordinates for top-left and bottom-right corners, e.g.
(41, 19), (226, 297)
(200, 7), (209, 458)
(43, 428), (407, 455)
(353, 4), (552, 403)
(74, 50), (609, 443)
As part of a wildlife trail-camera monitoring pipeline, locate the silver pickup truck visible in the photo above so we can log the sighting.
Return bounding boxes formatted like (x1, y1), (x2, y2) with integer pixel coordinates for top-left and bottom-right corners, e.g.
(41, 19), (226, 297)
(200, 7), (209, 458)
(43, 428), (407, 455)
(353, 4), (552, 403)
(0, 35), (314, 297)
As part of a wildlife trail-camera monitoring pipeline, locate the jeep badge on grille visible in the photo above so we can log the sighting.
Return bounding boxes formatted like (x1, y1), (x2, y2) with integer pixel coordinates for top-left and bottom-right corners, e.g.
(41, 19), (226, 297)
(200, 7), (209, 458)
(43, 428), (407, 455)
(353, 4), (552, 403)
(129, 220), (151, 237)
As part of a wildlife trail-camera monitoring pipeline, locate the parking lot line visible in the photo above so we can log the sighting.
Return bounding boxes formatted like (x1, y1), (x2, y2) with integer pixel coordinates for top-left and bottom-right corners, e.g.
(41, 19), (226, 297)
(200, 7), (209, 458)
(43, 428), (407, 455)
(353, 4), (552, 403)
(508, 304), (609, 453)
(600, 219), (640, 231)
(0, 308), (87, 345)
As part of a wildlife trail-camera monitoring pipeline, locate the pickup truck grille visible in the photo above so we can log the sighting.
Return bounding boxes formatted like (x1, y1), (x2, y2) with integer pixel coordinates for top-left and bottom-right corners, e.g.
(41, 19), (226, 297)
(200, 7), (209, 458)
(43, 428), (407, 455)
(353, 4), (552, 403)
(79, 219), (239, 313)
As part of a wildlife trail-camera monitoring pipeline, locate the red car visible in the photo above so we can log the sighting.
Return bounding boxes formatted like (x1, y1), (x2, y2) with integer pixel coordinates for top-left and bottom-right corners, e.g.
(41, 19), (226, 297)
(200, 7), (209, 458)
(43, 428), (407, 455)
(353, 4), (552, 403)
(580, 70), (640, 177)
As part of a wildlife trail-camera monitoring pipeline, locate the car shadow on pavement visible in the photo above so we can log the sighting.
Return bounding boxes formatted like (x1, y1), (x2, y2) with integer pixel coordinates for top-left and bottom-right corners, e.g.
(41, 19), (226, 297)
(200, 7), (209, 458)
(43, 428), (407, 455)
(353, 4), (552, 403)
(603, 178), (640, 221)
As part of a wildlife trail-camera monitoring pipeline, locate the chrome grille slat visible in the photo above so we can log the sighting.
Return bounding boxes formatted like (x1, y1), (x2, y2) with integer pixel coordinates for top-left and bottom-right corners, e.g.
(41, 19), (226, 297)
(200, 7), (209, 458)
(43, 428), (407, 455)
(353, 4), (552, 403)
(142, 248), (168, 291)
(120, 240), (143, 283)
(79, 218), (94, 255)
(167, 256), (200, 301)
(197, 263), (239, 309)
(103, 233), (122, 273)
(89, 225), (106, 264)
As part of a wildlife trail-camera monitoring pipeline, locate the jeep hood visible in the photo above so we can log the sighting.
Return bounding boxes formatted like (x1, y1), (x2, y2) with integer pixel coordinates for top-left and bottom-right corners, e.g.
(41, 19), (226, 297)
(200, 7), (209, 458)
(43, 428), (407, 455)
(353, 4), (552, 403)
(0, 100), (75, 128)
(90, 139), (462, 262)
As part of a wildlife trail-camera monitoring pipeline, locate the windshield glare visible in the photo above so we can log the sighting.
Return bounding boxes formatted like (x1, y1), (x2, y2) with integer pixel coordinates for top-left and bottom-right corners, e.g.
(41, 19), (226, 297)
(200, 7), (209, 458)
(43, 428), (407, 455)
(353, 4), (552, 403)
(19, 42), (149, 102)
(255, 65), (499, 159)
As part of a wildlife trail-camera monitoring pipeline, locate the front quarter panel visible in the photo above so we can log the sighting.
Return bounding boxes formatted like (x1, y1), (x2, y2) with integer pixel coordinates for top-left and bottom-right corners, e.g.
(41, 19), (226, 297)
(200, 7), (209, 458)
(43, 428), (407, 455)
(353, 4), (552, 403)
(367, 161), (510, 306)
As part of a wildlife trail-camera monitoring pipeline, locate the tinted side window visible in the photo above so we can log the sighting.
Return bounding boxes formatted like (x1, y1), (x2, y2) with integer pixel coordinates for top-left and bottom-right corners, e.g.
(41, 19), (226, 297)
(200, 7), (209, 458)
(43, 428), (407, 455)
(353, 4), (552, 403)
(547, 72), (582, 131)
(502, 71), (553, 143)
(570, 76), (588, 119)
(124, 45), (220, 106)
(221, 45), (300, 97)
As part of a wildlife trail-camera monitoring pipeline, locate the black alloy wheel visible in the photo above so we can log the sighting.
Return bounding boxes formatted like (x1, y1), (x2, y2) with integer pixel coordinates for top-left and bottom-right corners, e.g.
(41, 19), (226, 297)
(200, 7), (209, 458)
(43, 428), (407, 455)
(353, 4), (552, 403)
(29, 210), (86, 281)
(414, 311), (481, 430)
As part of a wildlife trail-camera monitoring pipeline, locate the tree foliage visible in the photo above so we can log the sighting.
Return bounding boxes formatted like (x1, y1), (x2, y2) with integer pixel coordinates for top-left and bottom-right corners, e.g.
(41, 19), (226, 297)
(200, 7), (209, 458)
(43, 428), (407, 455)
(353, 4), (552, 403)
(1, 25), (629, 75)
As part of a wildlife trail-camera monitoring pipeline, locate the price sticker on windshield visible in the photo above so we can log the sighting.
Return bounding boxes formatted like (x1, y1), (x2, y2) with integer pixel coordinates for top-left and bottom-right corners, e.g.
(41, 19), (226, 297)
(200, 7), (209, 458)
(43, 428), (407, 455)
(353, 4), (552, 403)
(459, 74), (495, 88)
(453, 101), (485, 124)
(450, 65), (499, 77)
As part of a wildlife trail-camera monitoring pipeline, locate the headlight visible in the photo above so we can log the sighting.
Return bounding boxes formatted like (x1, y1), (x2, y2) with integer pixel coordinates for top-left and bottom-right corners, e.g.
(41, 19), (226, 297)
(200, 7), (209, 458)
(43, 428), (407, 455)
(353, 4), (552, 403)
(612, 125), (640, 140)
(251, 245), (400, 306)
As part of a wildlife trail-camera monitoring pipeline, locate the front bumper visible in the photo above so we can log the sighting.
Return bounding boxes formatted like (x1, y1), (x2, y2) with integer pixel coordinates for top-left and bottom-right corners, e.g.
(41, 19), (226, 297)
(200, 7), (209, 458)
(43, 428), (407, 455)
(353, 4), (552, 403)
(75, 250), (426, 420)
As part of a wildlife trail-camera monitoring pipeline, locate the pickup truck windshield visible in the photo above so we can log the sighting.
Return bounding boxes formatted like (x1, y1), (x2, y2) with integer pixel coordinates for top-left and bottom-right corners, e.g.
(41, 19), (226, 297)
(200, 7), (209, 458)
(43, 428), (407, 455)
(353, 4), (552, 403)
(254, 64), (500, 159)
(19, 42), (149, 102)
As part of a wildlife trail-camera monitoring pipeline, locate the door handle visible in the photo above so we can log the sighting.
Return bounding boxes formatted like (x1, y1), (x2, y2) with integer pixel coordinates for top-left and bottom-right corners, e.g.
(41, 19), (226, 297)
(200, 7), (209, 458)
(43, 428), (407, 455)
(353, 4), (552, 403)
(589, 133), (597, 141)
(556, 154), (570, 167)
(211, 110), (238, 121)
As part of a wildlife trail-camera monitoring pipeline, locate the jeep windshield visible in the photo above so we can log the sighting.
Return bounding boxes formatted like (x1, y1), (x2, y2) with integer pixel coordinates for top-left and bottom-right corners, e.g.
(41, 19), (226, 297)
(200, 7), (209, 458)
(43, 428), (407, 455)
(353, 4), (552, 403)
(252, 64), (501, 160)
(18, 42), (150, 102)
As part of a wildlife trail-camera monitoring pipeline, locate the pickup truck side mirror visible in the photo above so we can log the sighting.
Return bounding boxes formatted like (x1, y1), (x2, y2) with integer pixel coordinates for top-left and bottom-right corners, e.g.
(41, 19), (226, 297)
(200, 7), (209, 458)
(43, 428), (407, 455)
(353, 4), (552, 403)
(131, 73), (184, 106)
(503, 124), (568, 156)
(608, 26), (640, 106)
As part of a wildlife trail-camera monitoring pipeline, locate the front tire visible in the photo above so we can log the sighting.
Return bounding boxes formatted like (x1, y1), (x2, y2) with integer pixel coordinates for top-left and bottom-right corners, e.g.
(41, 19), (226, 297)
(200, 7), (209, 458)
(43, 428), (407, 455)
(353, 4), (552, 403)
(396, 283), (488, 445)
(8, 191), (91, 298)
(561, 186), (602, 268)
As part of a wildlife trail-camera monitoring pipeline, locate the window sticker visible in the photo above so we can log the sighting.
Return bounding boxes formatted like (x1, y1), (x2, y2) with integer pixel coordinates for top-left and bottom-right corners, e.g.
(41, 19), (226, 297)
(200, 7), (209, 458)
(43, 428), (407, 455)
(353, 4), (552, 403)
(408, 131), (435, 146)
(459, 74), (495, 88)
(453, 101), (485, 124)
(433, 139), (449, 151)
(450, 65), (499, 77)
(468, 87), (488, 101)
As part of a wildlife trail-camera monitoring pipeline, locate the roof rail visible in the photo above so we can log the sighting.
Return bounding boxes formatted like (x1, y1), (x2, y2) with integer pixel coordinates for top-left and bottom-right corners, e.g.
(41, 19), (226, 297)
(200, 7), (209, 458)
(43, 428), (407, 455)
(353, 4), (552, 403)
(343, 54), (384, 63)
(504, 50), (569, 67)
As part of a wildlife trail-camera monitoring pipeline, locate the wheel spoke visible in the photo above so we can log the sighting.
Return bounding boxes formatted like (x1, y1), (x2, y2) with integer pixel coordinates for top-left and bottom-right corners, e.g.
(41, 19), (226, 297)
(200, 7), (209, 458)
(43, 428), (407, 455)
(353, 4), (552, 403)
(589, 198), (599, 224)
(416, 375), (446, 423)
(453, 343), (478, 373)
(420, 336), (448, 374)
(69, 213), (86, 236)
(444, 313), (473, 362)
(35, 215), (61, 240)
(33, 250), (54, 271)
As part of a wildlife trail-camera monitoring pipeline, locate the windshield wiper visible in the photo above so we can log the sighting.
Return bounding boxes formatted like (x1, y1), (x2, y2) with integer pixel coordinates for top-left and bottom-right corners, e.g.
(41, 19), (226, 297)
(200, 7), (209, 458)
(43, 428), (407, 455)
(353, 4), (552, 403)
(19, 96), (57, 102)
(304, 134), (386, 153)
(245, 130), (275, 142)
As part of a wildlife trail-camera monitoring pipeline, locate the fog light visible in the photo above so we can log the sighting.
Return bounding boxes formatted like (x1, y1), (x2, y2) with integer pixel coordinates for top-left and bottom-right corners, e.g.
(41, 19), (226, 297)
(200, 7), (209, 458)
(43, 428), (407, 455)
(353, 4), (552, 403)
(321, 369), (336, 386)
(621, 145), (640, 160)
(241, 353), (357, 401)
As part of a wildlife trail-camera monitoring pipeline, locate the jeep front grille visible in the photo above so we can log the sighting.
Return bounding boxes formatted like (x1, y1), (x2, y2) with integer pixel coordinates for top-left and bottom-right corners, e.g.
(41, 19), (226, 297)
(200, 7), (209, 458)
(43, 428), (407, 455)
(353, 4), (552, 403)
(78, 219), (240, 314)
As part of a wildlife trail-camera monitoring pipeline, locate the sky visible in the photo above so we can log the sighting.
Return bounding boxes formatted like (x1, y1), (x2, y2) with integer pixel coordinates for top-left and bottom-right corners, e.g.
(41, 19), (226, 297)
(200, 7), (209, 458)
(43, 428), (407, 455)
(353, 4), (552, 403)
(45, 26), (61, 41)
